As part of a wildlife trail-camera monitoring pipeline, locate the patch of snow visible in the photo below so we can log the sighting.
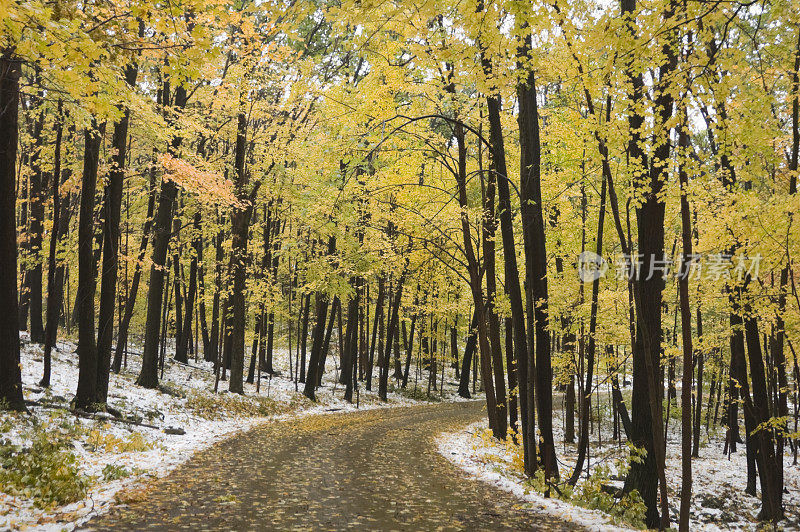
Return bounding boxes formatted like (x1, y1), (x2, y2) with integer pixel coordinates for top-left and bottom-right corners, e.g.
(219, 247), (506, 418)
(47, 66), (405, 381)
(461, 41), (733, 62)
(436, 424), (633, 531)
(438, 391), (800, 531)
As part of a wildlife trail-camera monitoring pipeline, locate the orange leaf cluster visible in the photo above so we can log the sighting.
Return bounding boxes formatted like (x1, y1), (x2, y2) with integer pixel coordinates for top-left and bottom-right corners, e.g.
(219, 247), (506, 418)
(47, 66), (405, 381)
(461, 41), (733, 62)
(158, 153), (245, 208)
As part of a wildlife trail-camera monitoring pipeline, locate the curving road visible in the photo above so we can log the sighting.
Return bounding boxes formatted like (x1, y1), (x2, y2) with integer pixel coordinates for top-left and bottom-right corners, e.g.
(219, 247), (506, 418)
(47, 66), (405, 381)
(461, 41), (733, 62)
(85, 401), (577, 531)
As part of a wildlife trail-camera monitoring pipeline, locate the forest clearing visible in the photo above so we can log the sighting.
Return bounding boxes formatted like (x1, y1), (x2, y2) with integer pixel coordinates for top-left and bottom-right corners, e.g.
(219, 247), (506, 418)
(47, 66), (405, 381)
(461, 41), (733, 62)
(1, 0), (799, 530)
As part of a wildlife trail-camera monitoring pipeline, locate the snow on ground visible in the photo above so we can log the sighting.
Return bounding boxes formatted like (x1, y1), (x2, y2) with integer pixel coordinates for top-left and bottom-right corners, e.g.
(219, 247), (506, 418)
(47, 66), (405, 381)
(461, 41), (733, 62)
(436, 423), (631, 531)
(438, 392), (800, 531)
(1, 332), (464, 531)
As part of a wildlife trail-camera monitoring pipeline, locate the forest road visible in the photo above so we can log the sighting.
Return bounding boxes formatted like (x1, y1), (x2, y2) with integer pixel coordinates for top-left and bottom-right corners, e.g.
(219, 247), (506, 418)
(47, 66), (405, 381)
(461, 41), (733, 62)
(84, 400), (579, 531)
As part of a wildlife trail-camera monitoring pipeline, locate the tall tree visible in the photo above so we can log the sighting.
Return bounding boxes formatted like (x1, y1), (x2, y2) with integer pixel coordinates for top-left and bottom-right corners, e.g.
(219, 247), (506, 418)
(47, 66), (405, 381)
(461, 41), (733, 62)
(41, 104), (69, 388)
(73, 120), (105, 411)
(0, 53), (25, 411)
(136, 82), (188, 389)
(97, 60), (139, 404)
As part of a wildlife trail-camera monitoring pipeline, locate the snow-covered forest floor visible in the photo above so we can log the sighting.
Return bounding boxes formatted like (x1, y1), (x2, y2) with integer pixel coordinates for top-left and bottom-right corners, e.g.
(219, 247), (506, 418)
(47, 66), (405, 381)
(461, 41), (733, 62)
(439, 393), (800, 531)
(1, 332), (465, 531)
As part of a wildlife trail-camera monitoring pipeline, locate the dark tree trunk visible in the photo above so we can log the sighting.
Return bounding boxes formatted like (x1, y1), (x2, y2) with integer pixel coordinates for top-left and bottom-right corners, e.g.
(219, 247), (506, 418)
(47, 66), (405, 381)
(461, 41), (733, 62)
(304, 236), (336, 399)
(565, 372), (575, 443)
(97, 63), (138, 403)
(402, 312), (417, 388)
(113, 156), (157, 372)
(504, 317), (518, 435)
(172, 216), (186, 363)
(569, 174), (606, 486)
(450, 318), (459, 380)
(195, 212), (211, 359)
(41, 104), (69, 388)
(18, 153), (28, 333)
(299, 293), (311, 384)
(692, 307), (704, 458)
(253, 205), (270, 373)
(317, 296), (339, 386)
(480, 59), (532, 468)
(246, 312), (261, 384)
(208, 220), (224, 364)
(744, 307), (784, 521)
(26, 99), (46, 344)
(457, 310), (477, 398)
(227, 107), (251, 395)
(182, 219), (198, 360)
(136, 84), (187, 389)
(380, 270), (406, 401)
(303, 294), (330, 400)
(74, 121), (105, 410)
(342, 286), (360, 403)
(367, 276), (385, 391)
(263, 209), (282, 373)
(482, 140), (508, 439)
(453, 121), (499, 435)
(0, 54), (25, 411)
(518, 69), (557, 481)
(619, 1), (676, 526)
(677, 123), (694, 532)
(611, 367), (633, 439)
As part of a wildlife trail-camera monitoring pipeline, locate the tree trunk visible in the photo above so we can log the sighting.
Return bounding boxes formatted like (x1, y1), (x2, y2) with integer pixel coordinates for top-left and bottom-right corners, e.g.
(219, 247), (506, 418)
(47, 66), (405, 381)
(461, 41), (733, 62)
(263, 209), (282, 373)
(380, 269), (406, 401)
(26, 98), (46, 344)
(97, 63), (138, 403)
(342, 285), (360, 403)
(317, 296), (339, 386)
(304, 236), (336, 399)
(196, 212), (211, 359)
(504, 317), (518, 435)
(367, 276), (385, 391)
(569, 173), (606, 486)
(136, 83), (187, 389)
(74, 121), (105, 410)
(518, 69), (557, 481)
(177, 212), (199, 363)
(113, 155), (157, 372)
(482, 137), (508, 440)
(299, 293), (311, 384)
(677, 123), (693, 532)
(457, 310), (477, 398)
(402, 311), (418, 388)
(619, 1), (676, 525)
(0, 54), (25, 411)
(172, 215), (186, 362)
(453, 120), (499, 436)
(744, 306), (784, 521)
(41, 104), (69, 388)
(692, 307), (704, 458)
(227, 106), (251, 395)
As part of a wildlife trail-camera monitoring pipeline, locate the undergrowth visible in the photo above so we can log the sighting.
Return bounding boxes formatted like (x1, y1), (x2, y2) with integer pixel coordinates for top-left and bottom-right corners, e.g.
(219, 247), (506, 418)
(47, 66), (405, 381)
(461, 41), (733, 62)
(185, 390), (305, 419)
(475, 428), (646, 529)
(0, 413), (90, 509)
(394, 385), (442, 403)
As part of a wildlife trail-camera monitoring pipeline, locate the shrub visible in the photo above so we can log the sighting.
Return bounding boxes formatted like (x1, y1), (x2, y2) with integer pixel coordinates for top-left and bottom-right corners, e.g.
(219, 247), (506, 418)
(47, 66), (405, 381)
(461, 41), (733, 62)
(0, 418), (90, 509)
(394, 386), (441, 403)
(86, 428), (152, 453)
(471, 428), (646, 530)
(573, 463), (646, 529)
(102, 464), (131, 481)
